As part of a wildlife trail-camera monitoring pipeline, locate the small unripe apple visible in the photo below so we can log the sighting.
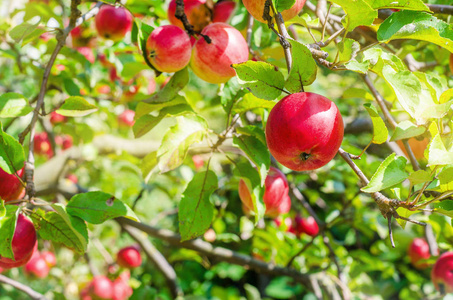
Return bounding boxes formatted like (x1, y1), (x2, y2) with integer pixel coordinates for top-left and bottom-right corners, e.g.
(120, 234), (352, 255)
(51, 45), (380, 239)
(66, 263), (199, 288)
(88, 276), (114, 300)
(432, 252), (453, 294)
(95, 5), (133, 41)
(239, 166), (291, 217)
(296, 216), (319, 237)
(0, 214), (37, 269)
(34, 132), (53, 158)
(167, 0), (211, 32)
(212, 1), (236, 23)
(0, 167), (24, 202)
(242, 0), (306, 23)
(24, 256), (50, 278)
(41, 251), (56, 268)
(118, 110), (135, 127)
(50, 111), (67, 124)
(191, 23), (249, 84)
(266, 92), (344, 171)
(146, 25), (192, 73)
(117, 246), (142, 269)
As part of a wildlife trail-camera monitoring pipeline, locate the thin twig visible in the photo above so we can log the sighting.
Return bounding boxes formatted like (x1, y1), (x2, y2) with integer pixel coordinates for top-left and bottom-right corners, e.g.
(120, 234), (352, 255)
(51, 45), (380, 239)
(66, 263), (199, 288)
(0, 275), (48, 300)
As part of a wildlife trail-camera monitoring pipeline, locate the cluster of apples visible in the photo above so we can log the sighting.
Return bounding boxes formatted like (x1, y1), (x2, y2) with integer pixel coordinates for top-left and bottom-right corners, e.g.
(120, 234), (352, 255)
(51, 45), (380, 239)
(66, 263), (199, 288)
(275, 215), (319, 237)
(24, 248), (57, 278)
(79, 246), (141, 300)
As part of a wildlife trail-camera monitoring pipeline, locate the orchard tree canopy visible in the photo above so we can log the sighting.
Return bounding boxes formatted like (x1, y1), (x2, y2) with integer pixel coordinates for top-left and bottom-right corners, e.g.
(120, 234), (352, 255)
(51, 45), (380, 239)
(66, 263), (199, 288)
(1, 0), (453, 299)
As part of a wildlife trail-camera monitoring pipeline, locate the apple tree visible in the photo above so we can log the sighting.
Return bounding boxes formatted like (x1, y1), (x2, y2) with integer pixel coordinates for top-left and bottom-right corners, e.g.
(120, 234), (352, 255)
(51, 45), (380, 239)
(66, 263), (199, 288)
(1, 0), (453, 299)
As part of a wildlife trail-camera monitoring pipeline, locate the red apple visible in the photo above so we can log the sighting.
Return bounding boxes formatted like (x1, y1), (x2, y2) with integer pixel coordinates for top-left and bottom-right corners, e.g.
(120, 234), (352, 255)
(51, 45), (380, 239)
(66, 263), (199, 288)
(242, 0), (306, 23)
(41, 251), (56, 268)
(50, 111), (67, 124)
(239, 166), (291, 217)
(212, 1), (236, 23)
(88, 276), (114, 300)
(265, 92), (344, 171)
(0, 214), (37, 269)
(296, 216), (319, 237)
(146, 25), (192, 73)
(432, 252), (453, 294)
(118, 110), (135, 127)
(24, 255), (50, 278)
(167, 0), (211, 32)
(34, 132), (54, 158)
(112, 275), (133, 300)
(95, 5), (133, 41)
(191, 23), (249, 84)
(66, 174), (78, 184)
(192, 155), (204, 170)
(408, 238), (431, 269)
(117, 246), (142, 269)
(0, 167), (24, 202)
(284, 217), (296, 235)
(77, 47), (95, 64)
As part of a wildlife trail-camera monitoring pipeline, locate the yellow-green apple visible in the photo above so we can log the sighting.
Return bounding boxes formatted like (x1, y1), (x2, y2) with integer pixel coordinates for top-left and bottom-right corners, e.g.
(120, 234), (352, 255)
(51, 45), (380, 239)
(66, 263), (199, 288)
(295, 216), (319, 237)
(0, 167), (24, 202)
(0, 215), (37, 269)
(212, 0), (236, 23)
(242, 0), (306, 23)
(239, 166), (291, 217)
(146, 25), (192, 73)
(117, 246), (142, 268)
(265, 92), (344, 171)
(408, 238), (431, 269)
(95, 5), (133, 41)
(432, 252), (453, 294)
(191, 23), (249, 84)
(167, 0), (211, 32)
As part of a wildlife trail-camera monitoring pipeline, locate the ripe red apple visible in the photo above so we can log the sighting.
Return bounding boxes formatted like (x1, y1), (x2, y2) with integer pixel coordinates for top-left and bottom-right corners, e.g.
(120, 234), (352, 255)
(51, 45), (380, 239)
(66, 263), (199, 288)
(50, 111), (67, 124)
(408, 238), (431, 269)
(34, 132), (54, 158)
(117, 246), (142, 269)
(265, 92), (344, 171)
(118, 110), (135, 127)
(0, 214), (37, 269)
(24, 255), (50, 278)
(242, 0), (306, 23)
(95, 5), (133, 41)
(212, 1), (236, 23)
(167, 0), (211, 32)
(0, 167), (24, 202)
(191, 23), (249, 84)
(146, 25), (192, 73)
(192, 155), (204, 170)
(41, 251), (56, 268)
(88, 276), (114, 300)
(77, 47), (95, 64)
(112, 275), (133, 300)
(239, 166), (291, 217)
(296, 216), (319, 237)
(432, 252), (453, 294)
(66, 174), (79, 184)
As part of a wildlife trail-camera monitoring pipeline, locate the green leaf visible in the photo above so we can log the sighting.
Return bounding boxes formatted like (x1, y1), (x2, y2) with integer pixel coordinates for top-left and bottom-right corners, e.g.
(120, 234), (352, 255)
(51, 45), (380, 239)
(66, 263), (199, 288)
(56, 97), (98, 117)
(135, 95), (188, 119)
(377, 11), (453, 53)
(141, 151), (158, 183)
(274, 0), (296, 11)
(285, 39), (317, 93)
(63, 78), (81, 96)
(157, 115), (207, 173)
(121, 62), (149, 79)
(364, 0), (429, 11)
(329, 0), (376, 30)
(0, 124), (25, 174)
(338, 38), (360, 63)
(136, 19), (159, 75)
(32, 207), (87, 255)
(439, 166), (453, 192)
(179, 170), (218, 241)
(236, 126), (267, 145)
(427, 134), (453, 166)
(232, 93), (276, 115)
(144, 68), (189, 103)
(66, 191), (139, 224)
(0, 93), (33, 117)
(245, 283), (261, 300)
(408, 170), (433, 185)
(390, 120), (426, 141)
(0, 205), (19, 260)
(361, 153), (409, 193)
(364, 103), (388, 144)
(233, 133), (270, 186)
(232, 61), (285, 100)
(0, 200), (5, 218)
(9, 18), (41, 44)
(235, 162), (265, 224)
(395, 207), (419, 229)
(220, 77), (248, 113)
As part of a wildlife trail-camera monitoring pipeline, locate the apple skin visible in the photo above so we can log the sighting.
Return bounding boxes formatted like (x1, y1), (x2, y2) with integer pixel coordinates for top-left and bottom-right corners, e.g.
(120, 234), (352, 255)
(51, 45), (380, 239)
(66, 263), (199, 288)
(0, 214), (37, 269)
(34, 132), (54, 158)
(432, 252), (453, 294)
(118, 110), (135, 127)
(112, 275), (133, 300)
(24, 255), (50, 278)
(239, 166), (291, 217)
(408, 238), (431, 269)
(50, 111), (67, 124)
(41, 251), (56, 268)
(191, 23), (249, 84)
(265, 92), (344, 171)
(117, 246), (142, 269)
(95, 5), (133, 41)
(146, 25), (192, 73)
(295, 216), (319, 237)
(0, 167), (24, 202)
(167, 0), (211, 32)
(88, 276), (114, 300)
(212, 1), (236, 23)
(242, 0), (306, 23)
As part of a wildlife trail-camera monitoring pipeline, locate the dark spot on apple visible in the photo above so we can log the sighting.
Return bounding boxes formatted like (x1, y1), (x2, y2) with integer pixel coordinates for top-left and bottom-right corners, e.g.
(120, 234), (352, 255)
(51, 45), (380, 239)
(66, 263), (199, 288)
(106, 197), (115, 206)
(105, 34), (110, 39)
(439, 283), (446, 295)
(300, 152), (310, 161)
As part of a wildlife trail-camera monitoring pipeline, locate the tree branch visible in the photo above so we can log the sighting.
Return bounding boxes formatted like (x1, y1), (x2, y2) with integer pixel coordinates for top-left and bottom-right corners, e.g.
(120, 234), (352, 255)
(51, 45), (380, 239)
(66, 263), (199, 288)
(0, 274), (48, 300)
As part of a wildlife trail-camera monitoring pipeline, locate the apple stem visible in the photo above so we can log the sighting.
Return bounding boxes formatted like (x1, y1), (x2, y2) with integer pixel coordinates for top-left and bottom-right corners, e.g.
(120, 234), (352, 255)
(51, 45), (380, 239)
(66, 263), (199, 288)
(300, 152), (310, 161)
